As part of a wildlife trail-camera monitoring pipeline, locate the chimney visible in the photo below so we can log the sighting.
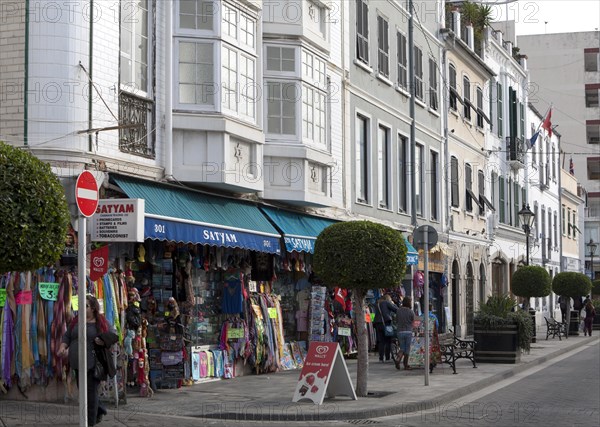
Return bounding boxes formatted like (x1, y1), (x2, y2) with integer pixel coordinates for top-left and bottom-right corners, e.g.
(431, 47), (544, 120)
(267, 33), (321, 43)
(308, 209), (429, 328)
(452, 10), (461, 37)
(466, 24), (474, 50)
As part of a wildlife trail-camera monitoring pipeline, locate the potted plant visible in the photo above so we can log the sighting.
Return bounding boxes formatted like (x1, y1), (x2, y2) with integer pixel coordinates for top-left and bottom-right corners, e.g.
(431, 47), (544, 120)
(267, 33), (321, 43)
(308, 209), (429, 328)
(473, 295), (532, 364)
(511, 266), (552, 343)
(552, 272), (592, 336)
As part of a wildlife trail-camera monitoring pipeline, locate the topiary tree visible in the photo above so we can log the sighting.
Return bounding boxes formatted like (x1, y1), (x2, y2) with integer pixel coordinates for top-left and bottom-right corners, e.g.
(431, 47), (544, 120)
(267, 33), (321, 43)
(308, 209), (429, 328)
(553, 272), (592, 336)
(511, 265), (552, 309)
(553, 272), (592, 299)
(313, 220), (407, 397)
(0, 142), (70, 273)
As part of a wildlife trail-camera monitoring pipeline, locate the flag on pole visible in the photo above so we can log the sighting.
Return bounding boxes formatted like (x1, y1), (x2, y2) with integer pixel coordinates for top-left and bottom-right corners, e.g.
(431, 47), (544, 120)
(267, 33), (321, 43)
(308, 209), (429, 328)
(541, 107), (553, 137)
(529, 130), (540, 147)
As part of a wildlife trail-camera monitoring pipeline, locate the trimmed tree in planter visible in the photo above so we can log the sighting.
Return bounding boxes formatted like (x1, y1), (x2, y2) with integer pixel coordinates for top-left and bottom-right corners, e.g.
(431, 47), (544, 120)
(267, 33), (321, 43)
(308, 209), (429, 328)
(0, 141), (70, 273)
(511, 266), (552, 309)
(511, 265), (552, 343)
(313, 220), (407, 397)
(473, 295), (532, 364)
(552, 272), (592, 337)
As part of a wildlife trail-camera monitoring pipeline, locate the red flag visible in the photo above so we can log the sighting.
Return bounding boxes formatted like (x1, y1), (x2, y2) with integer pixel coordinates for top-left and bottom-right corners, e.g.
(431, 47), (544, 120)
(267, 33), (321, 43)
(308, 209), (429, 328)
(90, 245), (109, 281)
(541, 108), (552, 137)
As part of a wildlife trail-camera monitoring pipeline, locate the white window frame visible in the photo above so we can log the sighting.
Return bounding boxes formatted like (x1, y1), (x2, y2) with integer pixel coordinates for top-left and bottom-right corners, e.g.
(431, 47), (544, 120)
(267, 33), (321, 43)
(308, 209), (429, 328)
(356, 0), (369, 64)
(176, 40), (216, 109)
(428, 57), (438, 110)
(120, 0), (152, 98)
(265, 45), (297, 75)
(177, 0), (215, 34)
(356, 113), (371, 204)
(265, 80), (299, 136)
(397, 31), (407, 89)
(414, 46), (423, 100)
(377, 14), (389, 78)
(377, 124), (391, 209)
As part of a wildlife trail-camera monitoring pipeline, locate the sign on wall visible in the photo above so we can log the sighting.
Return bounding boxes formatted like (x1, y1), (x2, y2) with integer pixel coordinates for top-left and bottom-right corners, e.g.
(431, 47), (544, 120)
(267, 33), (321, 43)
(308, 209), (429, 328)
(91, 199), (145, 242)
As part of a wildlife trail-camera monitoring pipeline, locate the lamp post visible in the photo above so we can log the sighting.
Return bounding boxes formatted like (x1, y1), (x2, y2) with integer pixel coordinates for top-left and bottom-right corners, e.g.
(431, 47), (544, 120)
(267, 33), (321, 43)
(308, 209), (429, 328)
(588, 239), (597, 280)
(518, 204), (536, 265)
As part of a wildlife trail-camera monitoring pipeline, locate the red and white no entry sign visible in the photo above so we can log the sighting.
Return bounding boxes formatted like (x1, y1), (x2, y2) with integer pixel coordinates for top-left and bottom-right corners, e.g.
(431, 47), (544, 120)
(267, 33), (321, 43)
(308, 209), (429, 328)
(75, 170), (99, 217)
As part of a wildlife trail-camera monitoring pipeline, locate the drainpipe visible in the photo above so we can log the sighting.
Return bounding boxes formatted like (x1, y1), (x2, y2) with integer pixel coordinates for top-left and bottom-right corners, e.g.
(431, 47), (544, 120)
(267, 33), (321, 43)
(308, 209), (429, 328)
(24, 0), (30, 145)
(165, 2), (174, 180)
(557, 134), (563, 317)
(409, 0), (416, 227)
(87, 1), (94, 152)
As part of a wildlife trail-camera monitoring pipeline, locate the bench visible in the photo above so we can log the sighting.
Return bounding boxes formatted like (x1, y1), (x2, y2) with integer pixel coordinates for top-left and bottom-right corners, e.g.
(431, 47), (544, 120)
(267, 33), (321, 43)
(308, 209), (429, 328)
(545, 317), (567, 340)
(452, 335), (477, 369)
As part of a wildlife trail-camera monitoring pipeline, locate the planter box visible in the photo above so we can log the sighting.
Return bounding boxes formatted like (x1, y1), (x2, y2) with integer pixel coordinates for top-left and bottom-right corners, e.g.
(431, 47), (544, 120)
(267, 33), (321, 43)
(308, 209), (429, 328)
(474, 323), (520, 364)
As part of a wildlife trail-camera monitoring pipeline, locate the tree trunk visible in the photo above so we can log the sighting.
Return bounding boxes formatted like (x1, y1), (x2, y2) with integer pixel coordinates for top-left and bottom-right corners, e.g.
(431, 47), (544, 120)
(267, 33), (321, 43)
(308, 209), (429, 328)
(353, 288), (369, 397)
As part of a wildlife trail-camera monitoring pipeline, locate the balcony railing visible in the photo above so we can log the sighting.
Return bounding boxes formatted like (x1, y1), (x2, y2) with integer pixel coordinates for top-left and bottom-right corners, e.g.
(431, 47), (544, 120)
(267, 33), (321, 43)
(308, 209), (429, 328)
(506, 136), (525, 168)
(119, 91), (155, 159)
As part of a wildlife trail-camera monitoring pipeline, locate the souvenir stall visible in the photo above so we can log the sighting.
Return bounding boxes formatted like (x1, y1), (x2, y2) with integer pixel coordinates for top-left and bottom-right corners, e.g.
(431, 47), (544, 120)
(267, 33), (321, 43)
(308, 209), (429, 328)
(0, 264), (129, 402)
(407, 314), (442, 371)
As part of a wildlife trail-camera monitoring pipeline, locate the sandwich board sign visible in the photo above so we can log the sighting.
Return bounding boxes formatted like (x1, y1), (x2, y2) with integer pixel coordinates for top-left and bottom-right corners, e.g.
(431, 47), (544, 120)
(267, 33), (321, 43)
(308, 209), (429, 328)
(292, 342), (357, 405)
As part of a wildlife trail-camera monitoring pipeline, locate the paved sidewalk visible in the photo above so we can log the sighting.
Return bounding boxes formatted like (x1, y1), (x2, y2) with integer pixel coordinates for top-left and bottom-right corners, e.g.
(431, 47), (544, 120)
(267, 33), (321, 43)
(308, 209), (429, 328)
(1, 334), (598, 426)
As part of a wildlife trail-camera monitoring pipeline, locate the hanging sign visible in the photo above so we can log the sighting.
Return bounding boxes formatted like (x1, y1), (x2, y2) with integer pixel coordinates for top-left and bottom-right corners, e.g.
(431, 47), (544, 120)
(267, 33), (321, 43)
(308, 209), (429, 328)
(91, 198), (145, 242)
(338, 327), (351, 336)
(268, 307), (278, 319)
(292, 342), (357, 405)
(38, 282), (60, 301)
(227, 328), (244, 339)
(0, 289), (6, 307)
(89, 245), (109, 281)
(15, 290), (32, 305)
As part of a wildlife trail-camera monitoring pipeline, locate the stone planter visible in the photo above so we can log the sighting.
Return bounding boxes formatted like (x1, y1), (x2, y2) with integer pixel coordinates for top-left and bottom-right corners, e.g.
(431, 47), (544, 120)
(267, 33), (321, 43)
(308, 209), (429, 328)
(474, 322), (520, 364)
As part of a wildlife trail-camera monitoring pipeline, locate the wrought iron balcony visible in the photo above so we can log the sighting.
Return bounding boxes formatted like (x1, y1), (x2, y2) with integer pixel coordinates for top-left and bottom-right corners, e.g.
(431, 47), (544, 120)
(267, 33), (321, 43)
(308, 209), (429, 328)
(119, 91), (155, 159)
(506, 136), (525, 169)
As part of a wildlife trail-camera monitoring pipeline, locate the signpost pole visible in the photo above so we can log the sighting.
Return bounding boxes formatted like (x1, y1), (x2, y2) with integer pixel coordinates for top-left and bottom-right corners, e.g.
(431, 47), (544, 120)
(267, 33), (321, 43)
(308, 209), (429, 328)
(424, 231), (429, 386)
(77, 215), (88, 427)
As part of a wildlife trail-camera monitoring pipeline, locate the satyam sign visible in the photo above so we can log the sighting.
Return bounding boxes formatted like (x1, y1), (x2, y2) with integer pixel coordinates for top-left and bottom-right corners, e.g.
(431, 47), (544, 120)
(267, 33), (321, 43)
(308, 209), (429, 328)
(91, 199), (145, 242)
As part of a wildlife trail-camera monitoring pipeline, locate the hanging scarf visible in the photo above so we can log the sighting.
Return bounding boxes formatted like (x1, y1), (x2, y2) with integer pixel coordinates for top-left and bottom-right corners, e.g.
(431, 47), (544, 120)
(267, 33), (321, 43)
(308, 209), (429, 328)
(1, 273), (16, 388)
(51, 272), (71, 377)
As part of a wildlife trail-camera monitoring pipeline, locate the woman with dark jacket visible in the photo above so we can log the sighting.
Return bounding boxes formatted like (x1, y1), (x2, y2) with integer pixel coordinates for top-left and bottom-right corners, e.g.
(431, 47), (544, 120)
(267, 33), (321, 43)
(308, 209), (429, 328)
(373, 294), (398, 362)
(58, 295), (118, 425)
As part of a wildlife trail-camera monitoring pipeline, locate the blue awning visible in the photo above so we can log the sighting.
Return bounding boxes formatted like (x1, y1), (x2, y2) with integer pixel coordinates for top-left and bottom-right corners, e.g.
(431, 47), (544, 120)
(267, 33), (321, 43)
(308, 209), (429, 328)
(112, 176), (281, 254)
(260, 206), (338, 253)
(405, 238), (419, 265)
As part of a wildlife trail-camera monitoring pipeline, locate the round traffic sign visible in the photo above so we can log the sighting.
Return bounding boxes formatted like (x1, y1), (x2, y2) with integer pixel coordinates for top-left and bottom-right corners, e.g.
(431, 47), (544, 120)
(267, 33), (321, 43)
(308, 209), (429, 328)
(413, 225), (438, 250)
(75, 171), (99, 217)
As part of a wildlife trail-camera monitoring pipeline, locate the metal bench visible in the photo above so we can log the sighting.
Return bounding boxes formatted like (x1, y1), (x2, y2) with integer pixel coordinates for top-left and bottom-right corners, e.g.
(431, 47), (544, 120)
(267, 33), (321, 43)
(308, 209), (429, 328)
(545, 317), (567, 340)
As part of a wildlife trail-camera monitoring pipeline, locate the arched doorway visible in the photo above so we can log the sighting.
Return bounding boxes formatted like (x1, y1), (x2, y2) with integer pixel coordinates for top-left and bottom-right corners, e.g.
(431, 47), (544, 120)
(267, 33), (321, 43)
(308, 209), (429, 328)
(479, 263), (486, 307)
(452, 260), (460, 333)
(466, 262), (474, 336)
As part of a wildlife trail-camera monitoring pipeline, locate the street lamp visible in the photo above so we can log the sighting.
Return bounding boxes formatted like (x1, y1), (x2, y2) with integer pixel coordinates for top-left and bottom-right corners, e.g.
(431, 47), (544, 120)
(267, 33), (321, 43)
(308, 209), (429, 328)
(519, 204), (536, 265)
(588, 239), (597, 280)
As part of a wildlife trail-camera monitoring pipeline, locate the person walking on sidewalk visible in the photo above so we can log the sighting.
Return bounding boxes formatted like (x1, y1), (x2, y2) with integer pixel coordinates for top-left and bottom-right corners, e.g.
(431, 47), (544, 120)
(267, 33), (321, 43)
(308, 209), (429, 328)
(583, 300), (596, 336)
(374, 294), (398, 363)
(394, 297), (415, 370)
(58, 295), (118, 425)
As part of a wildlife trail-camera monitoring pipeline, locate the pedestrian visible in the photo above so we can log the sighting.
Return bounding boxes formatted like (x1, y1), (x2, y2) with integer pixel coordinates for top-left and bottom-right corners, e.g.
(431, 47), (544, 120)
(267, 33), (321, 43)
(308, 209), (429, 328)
(583, 300), (596, 336)
(373, 294), (398, 363)
(558, 295), (567, 322)
(58, 295), (118, 425)
(394, 297), (415, 371)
